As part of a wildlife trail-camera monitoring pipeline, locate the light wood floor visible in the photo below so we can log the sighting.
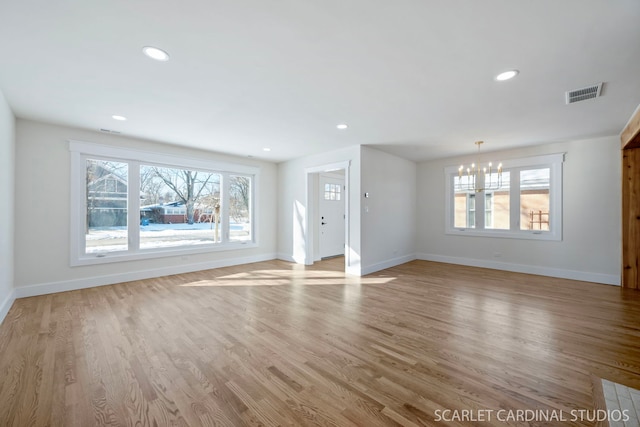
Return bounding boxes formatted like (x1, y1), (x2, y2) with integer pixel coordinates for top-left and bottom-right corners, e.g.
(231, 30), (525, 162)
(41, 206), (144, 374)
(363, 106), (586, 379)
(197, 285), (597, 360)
(1, 259), (640, 426)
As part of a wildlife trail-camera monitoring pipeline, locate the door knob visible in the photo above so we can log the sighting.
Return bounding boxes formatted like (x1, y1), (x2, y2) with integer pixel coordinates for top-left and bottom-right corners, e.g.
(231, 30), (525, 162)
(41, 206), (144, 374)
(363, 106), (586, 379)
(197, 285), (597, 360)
(321, 222), (327, 225)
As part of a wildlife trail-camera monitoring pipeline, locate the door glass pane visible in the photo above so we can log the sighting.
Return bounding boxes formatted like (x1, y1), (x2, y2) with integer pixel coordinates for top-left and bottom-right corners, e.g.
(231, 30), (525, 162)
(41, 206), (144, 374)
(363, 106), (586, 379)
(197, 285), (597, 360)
(85, 159), (128, 254)
(485, 171), (510, 230)
(229, 175), (252, 242)
(453, 176), (475, 228)
(324, 184), (341, 201)
(139, 165), (221, 248)
(520, 168), (550, 230)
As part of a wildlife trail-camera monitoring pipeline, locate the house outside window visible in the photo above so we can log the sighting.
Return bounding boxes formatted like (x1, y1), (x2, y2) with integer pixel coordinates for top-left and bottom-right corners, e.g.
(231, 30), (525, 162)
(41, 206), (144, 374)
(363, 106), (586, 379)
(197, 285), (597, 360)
(70, 141), (258, 266)
(467, 194), (476, 228)
(485, 192), (493, 228)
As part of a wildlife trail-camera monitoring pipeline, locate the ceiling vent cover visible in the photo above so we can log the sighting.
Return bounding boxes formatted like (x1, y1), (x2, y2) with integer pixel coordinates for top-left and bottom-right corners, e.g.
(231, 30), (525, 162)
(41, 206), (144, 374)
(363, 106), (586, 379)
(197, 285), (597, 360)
(566, 83), (603, 104)
(99, 128), (121, 134)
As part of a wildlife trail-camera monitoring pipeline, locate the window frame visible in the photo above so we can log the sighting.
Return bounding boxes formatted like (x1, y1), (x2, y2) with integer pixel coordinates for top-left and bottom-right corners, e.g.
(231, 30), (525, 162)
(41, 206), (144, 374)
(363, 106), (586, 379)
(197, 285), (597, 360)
(445, 153), (564, 241)
(70, 141), (259, 266)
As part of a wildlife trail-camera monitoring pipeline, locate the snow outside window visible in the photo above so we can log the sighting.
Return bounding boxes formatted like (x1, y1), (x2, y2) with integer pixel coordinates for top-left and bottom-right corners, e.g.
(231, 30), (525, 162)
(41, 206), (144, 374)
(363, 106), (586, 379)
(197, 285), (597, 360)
(69, 141), (259, 266)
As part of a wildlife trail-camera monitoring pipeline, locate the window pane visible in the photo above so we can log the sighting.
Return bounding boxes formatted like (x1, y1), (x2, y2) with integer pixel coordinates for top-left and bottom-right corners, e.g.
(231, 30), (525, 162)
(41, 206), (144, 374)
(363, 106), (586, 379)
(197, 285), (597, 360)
(139, 165), (222, 249)
(229, 175), (252, 242)
(520, 168), (550, 230)
(485, 171), (510, 230)
(454, 176), (475, 228)
(467, 194), (476, 228)
(85, 159), (128, 254)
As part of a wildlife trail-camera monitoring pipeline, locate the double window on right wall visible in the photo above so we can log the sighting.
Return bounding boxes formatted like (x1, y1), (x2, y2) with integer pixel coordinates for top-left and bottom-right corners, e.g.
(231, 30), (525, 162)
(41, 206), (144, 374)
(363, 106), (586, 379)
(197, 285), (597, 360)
(445, 153), (564, 241)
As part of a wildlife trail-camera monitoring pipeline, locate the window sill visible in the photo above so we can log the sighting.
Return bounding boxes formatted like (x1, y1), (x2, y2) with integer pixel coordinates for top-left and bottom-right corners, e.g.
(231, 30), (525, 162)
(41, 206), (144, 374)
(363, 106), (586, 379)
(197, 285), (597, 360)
(446, 228), (561, 241)
(71, 241), (258, 267)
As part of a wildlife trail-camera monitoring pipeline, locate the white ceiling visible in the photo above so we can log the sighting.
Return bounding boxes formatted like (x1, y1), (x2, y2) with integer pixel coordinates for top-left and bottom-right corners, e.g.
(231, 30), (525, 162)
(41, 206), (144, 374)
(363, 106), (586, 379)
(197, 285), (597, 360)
(1, 0), (639, 163)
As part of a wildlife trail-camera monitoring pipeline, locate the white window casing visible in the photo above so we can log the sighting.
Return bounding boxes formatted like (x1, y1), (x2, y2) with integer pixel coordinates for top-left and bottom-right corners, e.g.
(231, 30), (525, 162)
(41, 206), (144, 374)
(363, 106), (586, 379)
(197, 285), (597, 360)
(445, 152), (564, 241)
(70, 140), (259, 266)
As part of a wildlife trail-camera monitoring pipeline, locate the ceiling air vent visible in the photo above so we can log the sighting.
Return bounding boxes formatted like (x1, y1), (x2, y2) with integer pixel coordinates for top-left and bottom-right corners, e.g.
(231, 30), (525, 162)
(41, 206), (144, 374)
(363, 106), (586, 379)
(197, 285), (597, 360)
(99, 128), (121, 134)
(565, 83), (603, 104)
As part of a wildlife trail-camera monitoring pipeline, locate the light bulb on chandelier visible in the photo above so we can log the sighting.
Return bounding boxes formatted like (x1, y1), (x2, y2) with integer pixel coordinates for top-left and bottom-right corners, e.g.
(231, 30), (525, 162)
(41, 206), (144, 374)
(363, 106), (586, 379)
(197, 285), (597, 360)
(457, 141), (503, 193)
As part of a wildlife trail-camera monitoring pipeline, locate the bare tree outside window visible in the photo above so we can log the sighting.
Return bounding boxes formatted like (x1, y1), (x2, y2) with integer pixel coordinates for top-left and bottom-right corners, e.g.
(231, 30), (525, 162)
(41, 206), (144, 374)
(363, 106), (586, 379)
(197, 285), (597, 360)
(140, 166), (165, 205)
(72, 142), (258, 264)
(138, 165), (222, 249)
(229, 175), (251, 241)
(148, 167), (215, 224)
(229, 175), (250, 222)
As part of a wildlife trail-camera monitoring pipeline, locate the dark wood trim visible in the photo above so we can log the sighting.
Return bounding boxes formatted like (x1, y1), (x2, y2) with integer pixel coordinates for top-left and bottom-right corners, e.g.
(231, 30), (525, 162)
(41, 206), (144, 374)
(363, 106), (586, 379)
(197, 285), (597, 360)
(622, 105), (640, 149)
(622, 148), (640, 288)
(621, 105), (640, 288)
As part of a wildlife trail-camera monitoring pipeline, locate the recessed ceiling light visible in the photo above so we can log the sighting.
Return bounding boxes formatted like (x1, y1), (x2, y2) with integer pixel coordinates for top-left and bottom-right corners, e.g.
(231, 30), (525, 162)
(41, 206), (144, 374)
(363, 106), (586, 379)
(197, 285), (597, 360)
(336, 123), (348, 130)
(142, 46), (170, 62)
(263, 147), (271, 152)
(495, 70), (519, 81)
(112, 115), (127, 121)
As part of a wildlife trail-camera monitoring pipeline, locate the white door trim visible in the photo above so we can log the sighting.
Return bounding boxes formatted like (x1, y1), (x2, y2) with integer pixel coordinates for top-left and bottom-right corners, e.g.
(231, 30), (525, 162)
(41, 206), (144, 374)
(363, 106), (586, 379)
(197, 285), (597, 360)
(304, 161), (351, 270)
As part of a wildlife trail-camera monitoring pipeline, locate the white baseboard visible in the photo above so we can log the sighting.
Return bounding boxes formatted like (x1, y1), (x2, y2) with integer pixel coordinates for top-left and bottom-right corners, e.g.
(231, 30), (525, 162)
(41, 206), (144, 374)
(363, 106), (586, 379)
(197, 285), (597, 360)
(0, 289), (16, 325)
(346, 265), (361, 276)
(14, 253), (278, 299)
(416, 253), (620, 286)
(360, 254), (417, 276)
(276, 253), (296, 263)
(278, 253), (416, 276)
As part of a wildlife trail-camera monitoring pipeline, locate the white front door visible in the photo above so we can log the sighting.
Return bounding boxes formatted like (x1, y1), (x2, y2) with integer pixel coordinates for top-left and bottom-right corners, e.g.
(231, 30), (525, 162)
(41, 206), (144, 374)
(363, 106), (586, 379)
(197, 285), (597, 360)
(319, 174), (345, 258)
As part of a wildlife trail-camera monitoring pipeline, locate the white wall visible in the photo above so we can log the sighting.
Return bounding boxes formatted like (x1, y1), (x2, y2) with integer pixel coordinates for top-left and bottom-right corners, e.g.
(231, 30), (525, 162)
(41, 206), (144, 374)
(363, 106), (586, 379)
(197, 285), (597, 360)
(13, 119), (278, 296)
(277, 145), (417, 276)
(417, 136), (621, 285)
(277, 146), (362, 273)
(360, 146), (417, 274)
(0, 91), (15, 322)
(8, 115), (623, 305)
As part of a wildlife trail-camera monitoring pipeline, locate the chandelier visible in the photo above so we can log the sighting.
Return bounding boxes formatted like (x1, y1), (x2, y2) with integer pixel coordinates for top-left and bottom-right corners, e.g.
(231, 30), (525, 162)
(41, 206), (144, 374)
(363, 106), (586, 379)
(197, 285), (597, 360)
(457, 141), (503, 193)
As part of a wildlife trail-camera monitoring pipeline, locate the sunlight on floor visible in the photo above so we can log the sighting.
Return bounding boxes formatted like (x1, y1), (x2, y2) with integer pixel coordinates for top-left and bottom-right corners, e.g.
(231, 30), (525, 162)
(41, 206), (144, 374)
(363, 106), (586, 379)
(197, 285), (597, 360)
(179, 268), (395, 287)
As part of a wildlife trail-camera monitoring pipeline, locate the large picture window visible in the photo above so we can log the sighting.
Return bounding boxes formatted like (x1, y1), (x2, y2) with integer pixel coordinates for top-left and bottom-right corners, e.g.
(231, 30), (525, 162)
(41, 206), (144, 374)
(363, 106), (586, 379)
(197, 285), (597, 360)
(70, 141), (258, 265)
(139, 165), (223, 250)
(445, 153), (563, 240)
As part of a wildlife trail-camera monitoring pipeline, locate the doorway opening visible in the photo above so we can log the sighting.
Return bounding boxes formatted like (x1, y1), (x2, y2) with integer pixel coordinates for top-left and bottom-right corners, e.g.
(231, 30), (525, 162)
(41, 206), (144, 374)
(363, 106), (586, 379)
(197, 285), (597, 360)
(319, 171), (345, 260)
(304, 161), (350, 272)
